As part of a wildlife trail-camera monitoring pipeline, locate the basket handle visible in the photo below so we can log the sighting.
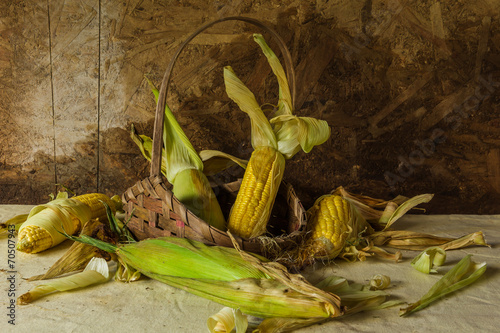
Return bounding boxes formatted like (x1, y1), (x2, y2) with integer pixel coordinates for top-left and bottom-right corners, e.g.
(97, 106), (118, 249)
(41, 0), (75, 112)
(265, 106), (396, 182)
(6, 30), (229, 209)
(150, 16), (296, 178)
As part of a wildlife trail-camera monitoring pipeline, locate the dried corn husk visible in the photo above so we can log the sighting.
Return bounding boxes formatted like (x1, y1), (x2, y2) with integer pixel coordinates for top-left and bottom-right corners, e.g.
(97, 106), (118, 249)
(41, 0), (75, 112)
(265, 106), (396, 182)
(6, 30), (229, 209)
(255, 274), (399, 332)
(27, 218), (115, 281)
(369, 274), (391, 290)
(18, 257), (111, 305)
(0, 214), (28, 236)
(367, 230), (489, 251)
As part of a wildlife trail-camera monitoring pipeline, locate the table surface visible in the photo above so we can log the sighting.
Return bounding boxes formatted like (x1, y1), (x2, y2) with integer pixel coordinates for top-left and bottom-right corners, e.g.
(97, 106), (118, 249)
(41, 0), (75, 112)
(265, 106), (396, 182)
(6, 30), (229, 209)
(1, 205), (499, 333)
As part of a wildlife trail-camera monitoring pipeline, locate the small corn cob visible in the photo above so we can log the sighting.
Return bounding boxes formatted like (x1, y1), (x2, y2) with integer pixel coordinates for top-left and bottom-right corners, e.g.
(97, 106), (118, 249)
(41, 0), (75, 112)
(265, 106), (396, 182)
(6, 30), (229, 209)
(227, 146), (285, 239)
(17, 193), (117, 254)
(305, 195), (353, 260)
(17, 225), (54, 254)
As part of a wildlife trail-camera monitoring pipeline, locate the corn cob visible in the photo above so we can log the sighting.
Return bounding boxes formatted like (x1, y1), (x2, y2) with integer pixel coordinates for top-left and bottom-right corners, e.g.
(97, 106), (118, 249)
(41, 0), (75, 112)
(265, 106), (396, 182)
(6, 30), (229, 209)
(296, 194), (375, 264)
(306, 195), (352, 259)
(223, 34), (330, 239)
(17, 225), (54, 254)
(306, 195), (352, 258)
(17, 193), (117, 254)
(227, 146), (285, 238)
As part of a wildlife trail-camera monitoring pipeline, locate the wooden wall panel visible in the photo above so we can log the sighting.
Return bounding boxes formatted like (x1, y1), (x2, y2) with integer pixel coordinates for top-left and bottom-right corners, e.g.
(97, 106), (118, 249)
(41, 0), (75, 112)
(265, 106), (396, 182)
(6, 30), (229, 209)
(49, 0), (100, 194)
(1, 0), (499, 214)
(0, 1), (55, 202)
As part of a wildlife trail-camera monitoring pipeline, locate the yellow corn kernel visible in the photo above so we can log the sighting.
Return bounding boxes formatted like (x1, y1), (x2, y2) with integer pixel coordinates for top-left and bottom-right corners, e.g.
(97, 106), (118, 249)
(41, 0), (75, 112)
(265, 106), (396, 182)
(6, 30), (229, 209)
(228, 146), (285, 239)
(72, 193), (116, 222)
(306, 195), (352, 259)
(16, 225), (54, 254)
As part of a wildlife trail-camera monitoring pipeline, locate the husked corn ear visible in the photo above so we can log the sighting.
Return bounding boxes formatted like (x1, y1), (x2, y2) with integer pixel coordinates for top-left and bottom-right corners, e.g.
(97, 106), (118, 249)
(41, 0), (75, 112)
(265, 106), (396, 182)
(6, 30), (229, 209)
(306, 195), (352, 259)
(17, 193), (117, 254)
(72, 193), (116, 222)
(17, 225), (54, 254)
(228, 146), (285, 239)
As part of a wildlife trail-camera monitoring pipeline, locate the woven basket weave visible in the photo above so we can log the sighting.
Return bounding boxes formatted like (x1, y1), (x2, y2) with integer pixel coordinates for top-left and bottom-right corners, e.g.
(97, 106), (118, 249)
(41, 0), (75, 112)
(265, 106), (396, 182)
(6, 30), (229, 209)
(122, 17), (307, 255)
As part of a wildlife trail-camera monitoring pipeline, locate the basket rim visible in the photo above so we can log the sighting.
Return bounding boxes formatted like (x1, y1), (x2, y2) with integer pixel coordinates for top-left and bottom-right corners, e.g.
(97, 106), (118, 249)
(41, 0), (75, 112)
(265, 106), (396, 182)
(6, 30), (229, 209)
(122, 175), (307, 254)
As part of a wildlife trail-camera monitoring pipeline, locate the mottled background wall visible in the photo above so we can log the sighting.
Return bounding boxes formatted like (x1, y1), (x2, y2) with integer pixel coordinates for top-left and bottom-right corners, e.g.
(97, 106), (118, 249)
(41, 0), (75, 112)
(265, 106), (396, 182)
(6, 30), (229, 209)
(1, 0), (499, 214)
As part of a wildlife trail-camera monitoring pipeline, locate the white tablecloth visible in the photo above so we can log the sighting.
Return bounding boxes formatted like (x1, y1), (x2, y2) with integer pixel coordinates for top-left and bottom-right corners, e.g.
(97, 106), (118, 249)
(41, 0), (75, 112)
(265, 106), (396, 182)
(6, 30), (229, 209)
(1, 205), (499, 332)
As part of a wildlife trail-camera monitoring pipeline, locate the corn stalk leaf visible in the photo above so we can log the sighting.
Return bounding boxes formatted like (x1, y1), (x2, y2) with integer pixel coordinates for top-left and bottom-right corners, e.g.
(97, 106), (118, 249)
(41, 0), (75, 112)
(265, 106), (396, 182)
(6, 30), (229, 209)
(400, 254), (487, 316)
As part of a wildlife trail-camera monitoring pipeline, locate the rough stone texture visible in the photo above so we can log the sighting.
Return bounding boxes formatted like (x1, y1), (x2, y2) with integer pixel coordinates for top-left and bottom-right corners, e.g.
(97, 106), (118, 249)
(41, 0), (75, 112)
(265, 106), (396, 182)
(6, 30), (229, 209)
(1, 0), (499, 214)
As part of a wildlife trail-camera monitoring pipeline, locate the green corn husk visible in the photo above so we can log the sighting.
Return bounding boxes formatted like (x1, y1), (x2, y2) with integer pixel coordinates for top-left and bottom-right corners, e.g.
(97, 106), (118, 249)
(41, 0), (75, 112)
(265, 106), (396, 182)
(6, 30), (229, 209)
(400, 254), (487, 316)
(64, 233), (343, 325)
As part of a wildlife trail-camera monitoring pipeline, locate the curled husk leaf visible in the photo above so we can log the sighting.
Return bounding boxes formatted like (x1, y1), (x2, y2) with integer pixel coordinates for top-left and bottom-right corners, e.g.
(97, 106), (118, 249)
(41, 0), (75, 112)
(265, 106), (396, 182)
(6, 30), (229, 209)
(411, 247), (447, 274)
(315, 275), (400, 316)
(207, 307), (248, 333)
(369, 274), (391, 290)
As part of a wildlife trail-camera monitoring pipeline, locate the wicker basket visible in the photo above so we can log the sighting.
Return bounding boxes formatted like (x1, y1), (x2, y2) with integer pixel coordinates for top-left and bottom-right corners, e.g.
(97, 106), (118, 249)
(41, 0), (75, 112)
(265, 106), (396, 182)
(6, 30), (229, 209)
(122, 16), (307, 255)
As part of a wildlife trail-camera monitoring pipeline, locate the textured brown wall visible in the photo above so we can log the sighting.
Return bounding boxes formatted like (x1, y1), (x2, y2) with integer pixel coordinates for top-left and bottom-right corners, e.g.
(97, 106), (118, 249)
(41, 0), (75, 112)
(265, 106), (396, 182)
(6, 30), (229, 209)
(1, 0), (499, 214)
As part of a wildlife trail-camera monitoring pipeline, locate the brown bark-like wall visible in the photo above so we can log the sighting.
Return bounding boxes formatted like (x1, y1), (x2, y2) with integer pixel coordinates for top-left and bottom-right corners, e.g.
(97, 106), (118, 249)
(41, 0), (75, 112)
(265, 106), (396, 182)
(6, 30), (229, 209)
(1, 0), (499, 214)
